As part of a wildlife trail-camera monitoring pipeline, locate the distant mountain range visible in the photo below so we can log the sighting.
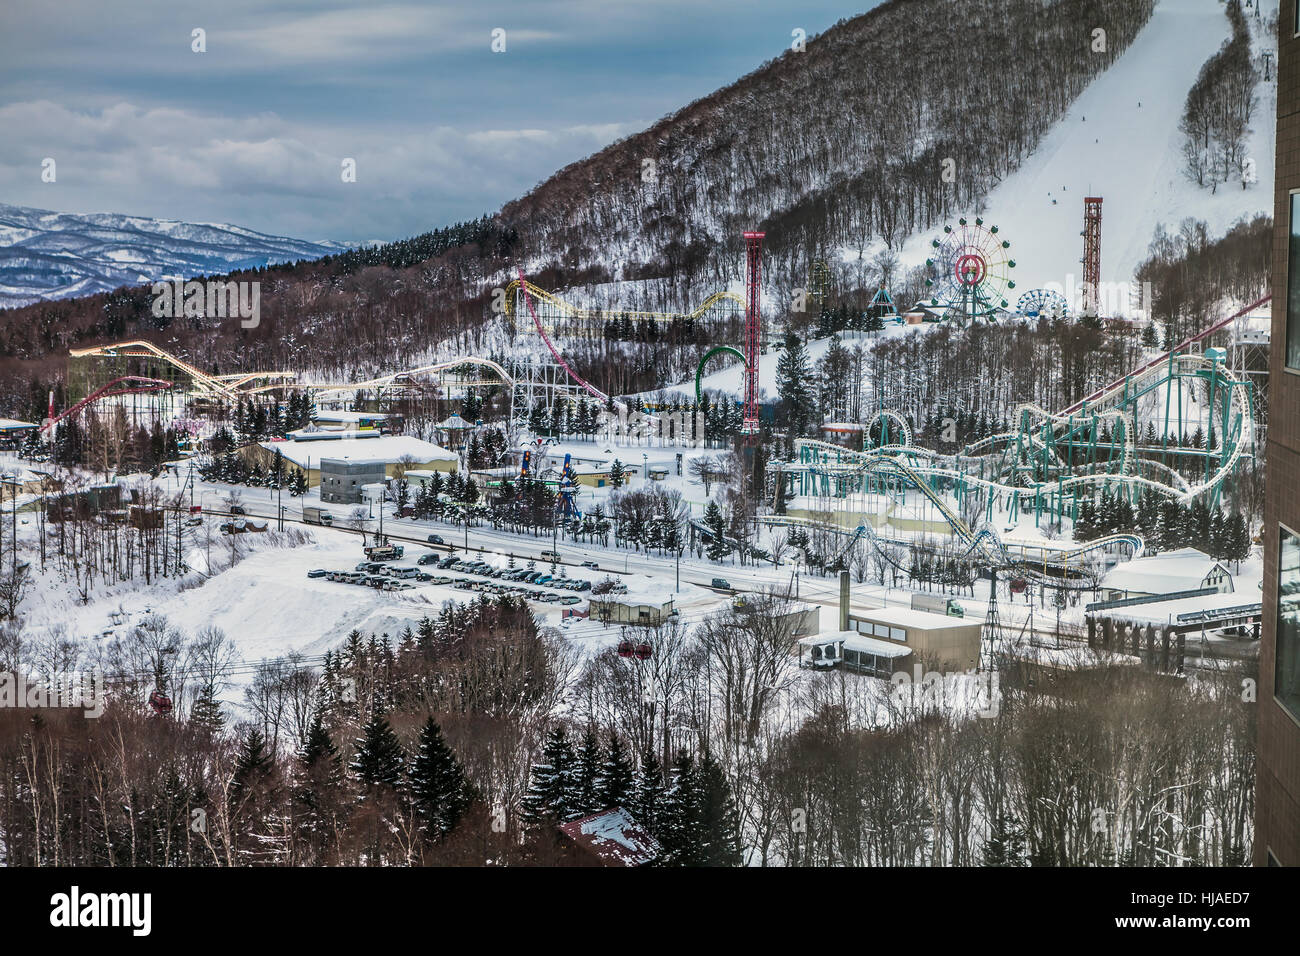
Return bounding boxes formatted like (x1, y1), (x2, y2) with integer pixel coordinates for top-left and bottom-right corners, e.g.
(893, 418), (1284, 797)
(0, 202), (351, 307)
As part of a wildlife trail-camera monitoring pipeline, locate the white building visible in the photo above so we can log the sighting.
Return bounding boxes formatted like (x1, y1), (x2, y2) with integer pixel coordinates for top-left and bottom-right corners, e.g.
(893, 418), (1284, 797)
(242, 433), (457, 486)
(1099, 547), (1233, 601)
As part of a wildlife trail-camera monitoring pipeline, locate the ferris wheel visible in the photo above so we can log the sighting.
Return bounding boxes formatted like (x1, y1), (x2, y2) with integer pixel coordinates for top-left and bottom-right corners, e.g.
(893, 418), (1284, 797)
(924, 217), (1016, 322)
(1016, 288), (1070, 319)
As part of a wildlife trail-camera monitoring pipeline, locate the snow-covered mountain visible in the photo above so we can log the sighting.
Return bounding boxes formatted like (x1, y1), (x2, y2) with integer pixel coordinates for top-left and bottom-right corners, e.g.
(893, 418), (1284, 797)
(0, 202), (351, 308)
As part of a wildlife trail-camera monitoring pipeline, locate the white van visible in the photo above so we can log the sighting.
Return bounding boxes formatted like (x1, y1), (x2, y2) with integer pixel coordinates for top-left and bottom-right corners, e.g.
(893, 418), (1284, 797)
(391, 566), (419, 579)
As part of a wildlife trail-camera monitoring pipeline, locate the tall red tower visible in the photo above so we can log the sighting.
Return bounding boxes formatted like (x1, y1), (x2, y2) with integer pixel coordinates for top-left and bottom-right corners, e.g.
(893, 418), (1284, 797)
(1083, 196), (1102, 316)
(742, 231), (764, 435)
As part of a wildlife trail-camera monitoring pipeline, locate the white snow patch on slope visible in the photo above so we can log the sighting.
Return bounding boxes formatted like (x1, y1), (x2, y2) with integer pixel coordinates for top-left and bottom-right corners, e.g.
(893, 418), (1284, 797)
(887, 0), (1274, 311)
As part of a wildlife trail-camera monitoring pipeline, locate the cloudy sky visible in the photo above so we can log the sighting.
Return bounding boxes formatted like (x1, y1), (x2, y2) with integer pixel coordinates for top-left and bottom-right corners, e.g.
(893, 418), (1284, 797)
(0, 1), (876, 245)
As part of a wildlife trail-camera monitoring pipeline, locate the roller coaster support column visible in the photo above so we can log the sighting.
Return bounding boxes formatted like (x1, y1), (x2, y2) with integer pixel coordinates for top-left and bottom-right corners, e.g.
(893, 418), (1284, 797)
(741, 231), (764, 436)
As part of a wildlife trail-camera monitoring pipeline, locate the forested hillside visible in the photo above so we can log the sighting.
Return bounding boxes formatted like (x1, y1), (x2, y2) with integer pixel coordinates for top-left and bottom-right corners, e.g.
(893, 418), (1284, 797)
(0, 0), (1155, 409)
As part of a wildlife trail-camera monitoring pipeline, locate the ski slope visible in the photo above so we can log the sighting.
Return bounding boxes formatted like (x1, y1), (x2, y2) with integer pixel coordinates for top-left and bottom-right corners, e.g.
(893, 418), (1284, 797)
(891, 0), (1275, 313)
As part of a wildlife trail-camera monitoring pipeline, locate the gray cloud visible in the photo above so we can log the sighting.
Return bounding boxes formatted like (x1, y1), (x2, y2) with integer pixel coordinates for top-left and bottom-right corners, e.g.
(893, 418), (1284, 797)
(0, 0), (873, 242)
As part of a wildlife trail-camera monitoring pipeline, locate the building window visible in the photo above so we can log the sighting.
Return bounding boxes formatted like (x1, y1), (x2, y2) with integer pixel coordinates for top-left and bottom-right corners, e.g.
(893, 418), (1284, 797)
(1289, 192), (1300, 369)
(1277, 525), (1300, 723)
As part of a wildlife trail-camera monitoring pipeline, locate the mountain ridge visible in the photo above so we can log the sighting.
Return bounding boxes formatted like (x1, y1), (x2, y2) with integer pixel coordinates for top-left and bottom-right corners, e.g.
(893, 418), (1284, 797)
(0, 201), (352, 307)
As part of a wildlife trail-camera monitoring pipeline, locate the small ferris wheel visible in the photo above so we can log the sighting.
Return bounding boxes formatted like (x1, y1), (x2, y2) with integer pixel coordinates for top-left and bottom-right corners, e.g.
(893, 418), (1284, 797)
(924, 217), (1016, 322)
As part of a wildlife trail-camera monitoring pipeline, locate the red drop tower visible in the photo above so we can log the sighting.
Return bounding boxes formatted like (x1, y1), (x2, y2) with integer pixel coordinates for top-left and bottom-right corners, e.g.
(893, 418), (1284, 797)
(742, 231), (764, 435)
(1083, 196), (1102, 316)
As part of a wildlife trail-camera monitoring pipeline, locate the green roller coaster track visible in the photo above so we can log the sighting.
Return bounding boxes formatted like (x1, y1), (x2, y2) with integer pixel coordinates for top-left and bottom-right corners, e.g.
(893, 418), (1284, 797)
(694, 345), (748, 404)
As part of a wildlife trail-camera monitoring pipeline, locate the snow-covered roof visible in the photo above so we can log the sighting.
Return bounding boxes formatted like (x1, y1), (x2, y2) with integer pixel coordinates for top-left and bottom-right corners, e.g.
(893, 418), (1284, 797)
(258, 435), (456, 469)
(591, 575), (677, 607)
(312, 410), (389, 424)
(1100, 548), (1229, 595)
(809, 630), (913, 657)
(1093, 591), (1261, 627)
(436, 413), (473, 429)
(558, 808), (660, 866)
(520, 441), (674, 470)
(286, 426), (388, 441)
(852, 606), (973, 631)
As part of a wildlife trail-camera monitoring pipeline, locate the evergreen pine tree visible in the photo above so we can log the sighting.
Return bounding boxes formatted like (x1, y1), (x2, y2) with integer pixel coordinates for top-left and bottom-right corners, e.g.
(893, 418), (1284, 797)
(189, 681), (225, 737)
(775, 329), (815, 436)
(573, 728), (602, 816)
(703, 501), (729, 561)
(1209, 510), (1227, 560)
(693, 750), (742, 866)
(293, 712), (344, 861)
(230, 727), (273, 801)
(597, 735), (636, 811)
(521, 726), (579, 829)
(658, 750), (701, 865)
(408, 716), (475, 842)
(982, 812), (1028, 866)
(1227, 511), (1251, 567)
(349, 710), (406, 790)
(633, 748), (665, 836)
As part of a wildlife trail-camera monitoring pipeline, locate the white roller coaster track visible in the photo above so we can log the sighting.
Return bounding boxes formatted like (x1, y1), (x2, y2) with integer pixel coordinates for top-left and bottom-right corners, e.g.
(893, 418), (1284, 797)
(781, 352), (1251, 570)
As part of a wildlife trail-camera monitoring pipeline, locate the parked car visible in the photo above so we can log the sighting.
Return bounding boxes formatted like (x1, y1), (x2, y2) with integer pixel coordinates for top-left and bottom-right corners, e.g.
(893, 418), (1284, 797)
(711, 578), (732, 590)
(307, 568), (327, 578)
(581, 561), (599, 570)
(416, 572), (433, 582)
(390, 566), (419, 579)
(427, 534), (445, 545)
(417, 554), (437, 566)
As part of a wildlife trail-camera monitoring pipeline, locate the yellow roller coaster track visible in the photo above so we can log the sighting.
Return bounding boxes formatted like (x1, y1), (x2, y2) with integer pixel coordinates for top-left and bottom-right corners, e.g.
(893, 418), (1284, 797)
(69, 341), (513, 400)
(501, 279), (744, 331)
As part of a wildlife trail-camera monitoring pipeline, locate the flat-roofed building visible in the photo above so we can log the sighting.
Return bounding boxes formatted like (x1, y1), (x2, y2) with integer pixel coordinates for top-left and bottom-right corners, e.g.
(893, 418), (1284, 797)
(240, 433), (457, 487)
(844, 605), (983, 672)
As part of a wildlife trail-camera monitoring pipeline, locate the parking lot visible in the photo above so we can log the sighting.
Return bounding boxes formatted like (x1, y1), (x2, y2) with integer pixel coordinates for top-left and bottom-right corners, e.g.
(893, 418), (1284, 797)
(307, 553), (594, 607)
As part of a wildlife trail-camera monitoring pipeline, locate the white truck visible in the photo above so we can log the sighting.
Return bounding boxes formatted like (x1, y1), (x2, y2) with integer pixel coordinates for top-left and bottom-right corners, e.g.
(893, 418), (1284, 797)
(303, 506), (334, 527)
(911, 593), (965, 617)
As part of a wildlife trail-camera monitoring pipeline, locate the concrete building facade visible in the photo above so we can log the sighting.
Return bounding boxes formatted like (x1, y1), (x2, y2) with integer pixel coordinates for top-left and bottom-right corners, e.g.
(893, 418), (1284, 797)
(1259, 0), (1300, 867)
(319, 458), (388, 505)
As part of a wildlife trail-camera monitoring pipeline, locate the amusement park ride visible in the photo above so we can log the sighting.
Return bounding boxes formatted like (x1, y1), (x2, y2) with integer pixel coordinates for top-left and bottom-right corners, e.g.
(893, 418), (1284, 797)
(924, 217), (1016, 322)
(56, 339), (513, 434)
(46, 204), (1266, 604)
(766, 293), (1270, 590)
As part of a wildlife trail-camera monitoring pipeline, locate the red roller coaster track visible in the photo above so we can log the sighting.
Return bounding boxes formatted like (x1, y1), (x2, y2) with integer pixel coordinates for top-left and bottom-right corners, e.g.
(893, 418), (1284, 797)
(516, 267), (612, 405)
(1061, 295), (1270, 416)
(742, 231), (764, 435)
(40, 376), (175, 433)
